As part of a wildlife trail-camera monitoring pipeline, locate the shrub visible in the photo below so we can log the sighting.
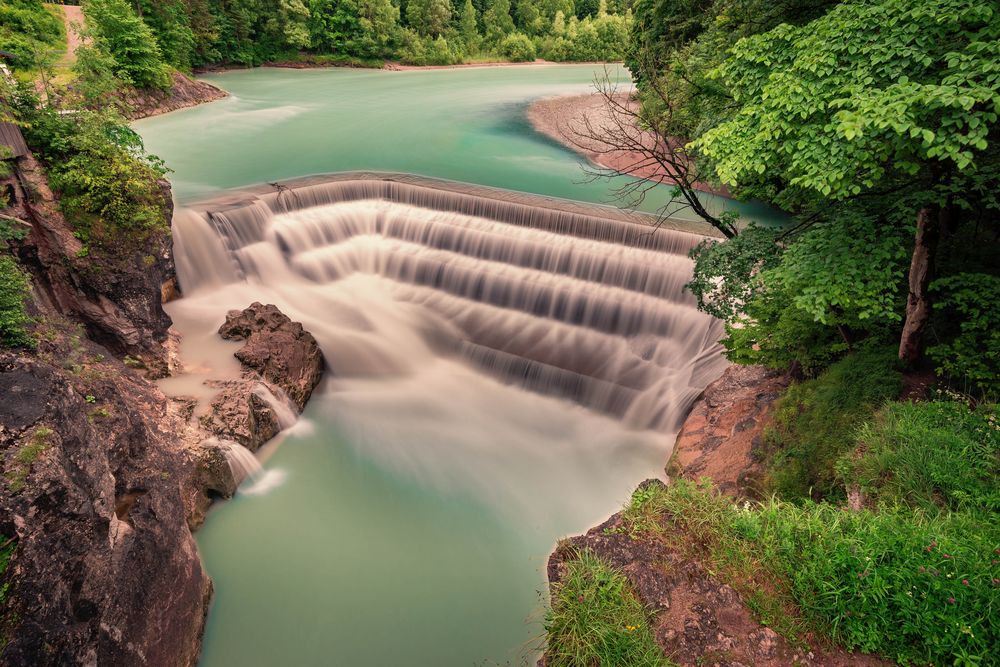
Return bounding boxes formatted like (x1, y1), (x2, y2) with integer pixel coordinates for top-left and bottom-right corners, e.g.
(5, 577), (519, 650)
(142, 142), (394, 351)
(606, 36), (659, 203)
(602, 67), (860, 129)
(843, 400), (1000, 515)
(928, 273), (1000, 399)
(0, 0), (64, 72)
(18, 100), (168, 249)
(497, 32), (536, 62)
(762, 347), (902, 500)
(397, 31), (462, 65)
(545, 549), (671, 667)
(0, 256), (33, 348)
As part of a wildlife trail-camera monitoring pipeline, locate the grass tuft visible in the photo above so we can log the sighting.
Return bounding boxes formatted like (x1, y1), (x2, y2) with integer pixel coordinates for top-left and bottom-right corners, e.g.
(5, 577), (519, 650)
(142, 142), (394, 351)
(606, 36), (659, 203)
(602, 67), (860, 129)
(545, 549), (673, 667)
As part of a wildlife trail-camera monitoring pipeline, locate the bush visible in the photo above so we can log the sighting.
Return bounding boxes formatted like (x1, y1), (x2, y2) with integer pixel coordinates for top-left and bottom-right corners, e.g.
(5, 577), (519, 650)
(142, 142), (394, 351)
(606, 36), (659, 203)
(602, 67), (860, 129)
(396, 31), (462, 65)
(0, 256), (33, 348)
(544, 550), (670, 667)
(762, 348), (902, 500)
(18, 98), (168, 249)
(843, 399), (1000, 515)
(928, 273), (1000, 399)
(722, 282), (852, 376)
(497, 32), (536, 62)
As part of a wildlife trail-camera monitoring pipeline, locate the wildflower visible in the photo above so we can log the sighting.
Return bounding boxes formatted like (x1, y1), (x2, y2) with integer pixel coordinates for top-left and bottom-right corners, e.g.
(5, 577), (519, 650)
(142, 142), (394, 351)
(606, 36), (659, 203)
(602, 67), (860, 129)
(948, 597), (956, 604)
(962, 579), (969, 586)
(992, 578), (999, 587)
(942, 553), (951, 559)
(918, 566), (925, 573)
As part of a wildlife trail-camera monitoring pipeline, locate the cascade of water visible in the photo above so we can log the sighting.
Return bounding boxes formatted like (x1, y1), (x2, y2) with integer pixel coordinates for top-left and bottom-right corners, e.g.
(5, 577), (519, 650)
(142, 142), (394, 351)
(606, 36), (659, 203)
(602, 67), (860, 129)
(173, 178), (727, 433)
(251, 383), (299, 430)
(218, 439), (263, 486)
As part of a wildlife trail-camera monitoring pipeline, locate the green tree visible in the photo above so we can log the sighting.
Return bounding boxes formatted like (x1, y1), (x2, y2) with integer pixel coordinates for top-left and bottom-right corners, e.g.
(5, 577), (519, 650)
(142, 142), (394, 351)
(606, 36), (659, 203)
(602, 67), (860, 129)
(514, 0), (543, 35)
(84, 0), (170, 89)
(357, 0), (400, 57)
(279, 0), (313, 49)
(459, 0), (480, 49)
(482, 0), (514, 44)
(135, 0), (196, 70)
(0, 0), (65, 73)
(693, 0), (1000, 363)
(406, 0), (452, 36)
(309, 0), (363, 51)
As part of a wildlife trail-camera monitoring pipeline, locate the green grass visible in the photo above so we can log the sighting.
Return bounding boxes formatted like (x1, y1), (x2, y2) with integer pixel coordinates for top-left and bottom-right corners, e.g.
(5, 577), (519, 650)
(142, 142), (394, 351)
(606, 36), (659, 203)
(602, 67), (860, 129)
(0, 535), (13, 606)
(5, 426), (51, 493)
(620, 480), (811, 645)
(622, 477), (1000, 666)
(762, 347), (902, 501)
(842, 399), (1000, 515)
(545, 549), (674, 667)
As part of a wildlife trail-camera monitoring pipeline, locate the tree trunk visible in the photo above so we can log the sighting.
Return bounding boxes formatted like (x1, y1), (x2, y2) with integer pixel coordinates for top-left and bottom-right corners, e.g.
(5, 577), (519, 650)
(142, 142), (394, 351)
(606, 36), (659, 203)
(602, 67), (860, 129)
(898, 205), (940, 364)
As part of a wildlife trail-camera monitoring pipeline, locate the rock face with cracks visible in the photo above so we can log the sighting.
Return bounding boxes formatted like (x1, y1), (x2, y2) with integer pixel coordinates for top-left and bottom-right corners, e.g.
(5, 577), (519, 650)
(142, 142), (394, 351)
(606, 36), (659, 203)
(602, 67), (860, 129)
(0, 345), (211, 666)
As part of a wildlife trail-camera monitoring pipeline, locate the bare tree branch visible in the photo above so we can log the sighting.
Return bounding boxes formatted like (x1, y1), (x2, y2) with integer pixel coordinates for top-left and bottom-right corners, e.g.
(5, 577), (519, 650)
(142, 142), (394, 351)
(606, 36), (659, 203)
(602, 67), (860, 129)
(555, 62), (738, 239)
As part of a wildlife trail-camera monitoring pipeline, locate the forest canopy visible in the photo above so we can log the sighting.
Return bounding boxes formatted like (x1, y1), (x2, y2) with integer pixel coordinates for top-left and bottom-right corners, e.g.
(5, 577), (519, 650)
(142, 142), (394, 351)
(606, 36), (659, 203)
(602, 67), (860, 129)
(626, 0), (1000, 397)
(11, 0), (635, 71)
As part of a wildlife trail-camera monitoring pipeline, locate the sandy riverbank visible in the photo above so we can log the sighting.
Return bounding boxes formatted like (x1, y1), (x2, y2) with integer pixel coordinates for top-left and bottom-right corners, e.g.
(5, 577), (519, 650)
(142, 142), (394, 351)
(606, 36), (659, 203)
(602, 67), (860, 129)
(527, 92), (730, 196)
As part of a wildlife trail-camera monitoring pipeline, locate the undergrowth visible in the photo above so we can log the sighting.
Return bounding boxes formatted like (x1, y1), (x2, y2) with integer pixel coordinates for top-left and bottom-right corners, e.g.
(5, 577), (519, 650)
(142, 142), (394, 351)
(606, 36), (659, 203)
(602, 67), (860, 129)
(622, 473), (1000, 666)
(544, 549), (673, 667)
(761, 348), (902, 501)
(843, 399), (1000, 515)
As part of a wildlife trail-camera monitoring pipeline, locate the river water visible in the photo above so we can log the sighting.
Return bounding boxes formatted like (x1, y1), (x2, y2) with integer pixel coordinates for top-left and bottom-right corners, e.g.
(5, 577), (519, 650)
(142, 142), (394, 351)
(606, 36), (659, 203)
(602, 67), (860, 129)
(135, 65), (737, 667)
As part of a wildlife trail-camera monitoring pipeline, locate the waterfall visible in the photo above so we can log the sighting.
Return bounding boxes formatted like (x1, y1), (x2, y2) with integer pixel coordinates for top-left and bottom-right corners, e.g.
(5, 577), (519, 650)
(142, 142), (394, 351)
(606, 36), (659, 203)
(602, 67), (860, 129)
(173, 176), (728, 434)
(219, 439), (263, 486)
(252, 383), (299, 430)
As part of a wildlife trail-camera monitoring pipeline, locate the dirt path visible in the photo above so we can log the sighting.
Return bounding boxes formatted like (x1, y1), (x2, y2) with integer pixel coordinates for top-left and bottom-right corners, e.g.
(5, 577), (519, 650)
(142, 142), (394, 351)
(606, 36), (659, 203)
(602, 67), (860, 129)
(59, 4), (84, 63)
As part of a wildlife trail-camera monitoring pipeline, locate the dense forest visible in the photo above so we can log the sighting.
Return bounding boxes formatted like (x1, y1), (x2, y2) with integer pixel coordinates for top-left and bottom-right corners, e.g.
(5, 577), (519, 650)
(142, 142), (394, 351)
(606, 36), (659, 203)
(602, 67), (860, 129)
(1, 0), (632, 73)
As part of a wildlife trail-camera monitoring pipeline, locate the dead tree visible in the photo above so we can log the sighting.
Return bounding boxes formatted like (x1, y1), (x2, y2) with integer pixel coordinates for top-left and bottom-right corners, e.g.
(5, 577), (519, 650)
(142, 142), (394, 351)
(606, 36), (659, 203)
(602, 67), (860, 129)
(557, 64), (738, 239)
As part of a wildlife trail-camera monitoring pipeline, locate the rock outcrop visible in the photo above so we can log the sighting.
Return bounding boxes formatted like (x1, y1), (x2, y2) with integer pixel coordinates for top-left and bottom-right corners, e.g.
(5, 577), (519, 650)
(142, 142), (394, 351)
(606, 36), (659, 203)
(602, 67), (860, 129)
(196, 303), (324, 499)
(124, 71), (228, 121)
(217, 302), (325, 411)
(669, 364), (790, 497)
(0, 330), (211, 666)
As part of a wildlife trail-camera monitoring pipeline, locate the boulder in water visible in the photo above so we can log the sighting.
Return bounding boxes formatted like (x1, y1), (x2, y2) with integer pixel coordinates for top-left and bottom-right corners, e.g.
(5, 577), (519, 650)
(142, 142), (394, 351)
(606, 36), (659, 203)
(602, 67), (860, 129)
(218, 302), (324, 410)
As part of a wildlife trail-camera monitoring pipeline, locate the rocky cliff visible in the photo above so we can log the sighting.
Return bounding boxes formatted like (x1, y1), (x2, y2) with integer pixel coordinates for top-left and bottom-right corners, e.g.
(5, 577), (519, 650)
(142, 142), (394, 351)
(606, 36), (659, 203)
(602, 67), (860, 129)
(0, 143), (320, 664)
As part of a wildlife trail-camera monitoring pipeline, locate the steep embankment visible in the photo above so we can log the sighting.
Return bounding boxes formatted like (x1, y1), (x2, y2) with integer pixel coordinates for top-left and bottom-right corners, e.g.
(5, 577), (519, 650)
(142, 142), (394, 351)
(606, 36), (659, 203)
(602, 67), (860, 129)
(0, 141), (321, 663)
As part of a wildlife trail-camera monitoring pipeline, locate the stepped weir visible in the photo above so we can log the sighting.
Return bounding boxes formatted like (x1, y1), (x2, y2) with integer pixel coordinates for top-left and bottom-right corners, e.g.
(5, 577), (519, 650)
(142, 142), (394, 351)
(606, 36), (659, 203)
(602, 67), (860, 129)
(174, 173), (728, 434)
